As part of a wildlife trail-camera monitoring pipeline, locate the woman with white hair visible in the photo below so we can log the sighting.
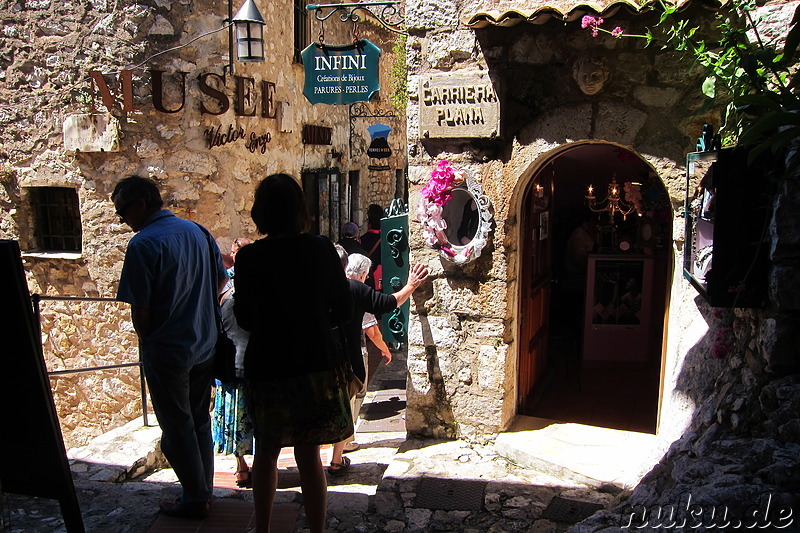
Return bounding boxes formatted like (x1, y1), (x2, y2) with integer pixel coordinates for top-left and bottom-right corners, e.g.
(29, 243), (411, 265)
(328, 253), (428, 474)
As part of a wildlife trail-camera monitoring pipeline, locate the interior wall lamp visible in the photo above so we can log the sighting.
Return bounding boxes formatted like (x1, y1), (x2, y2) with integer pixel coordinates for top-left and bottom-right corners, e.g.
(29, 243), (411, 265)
(586, 175), (641, 223)
(227, 0), (266, 73)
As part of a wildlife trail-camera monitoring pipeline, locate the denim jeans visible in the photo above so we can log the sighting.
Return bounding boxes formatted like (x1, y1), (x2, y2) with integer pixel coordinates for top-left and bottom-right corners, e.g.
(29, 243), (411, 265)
(143, 354), (215, 504)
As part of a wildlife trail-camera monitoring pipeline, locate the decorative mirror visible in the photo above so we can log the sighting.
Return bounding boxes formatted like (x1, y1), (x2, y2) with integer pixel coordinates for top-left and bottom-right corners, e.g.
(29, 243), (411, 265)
(417, 160), (492, 263)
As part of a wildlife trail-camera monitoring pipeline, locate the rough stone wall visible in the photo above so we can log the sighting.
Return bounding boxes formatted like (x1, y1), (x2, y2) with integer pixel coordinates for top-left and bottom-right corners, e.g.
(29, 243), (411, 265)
(0, 0), (405, 447)
(404, 0), (798, 455)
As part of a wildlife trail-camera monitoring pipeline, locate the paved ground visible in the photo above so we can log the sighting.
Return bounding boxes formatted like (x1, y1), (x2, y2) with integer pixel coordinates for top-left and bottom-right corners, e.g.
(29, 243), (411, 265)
(0, 349), (654, 533)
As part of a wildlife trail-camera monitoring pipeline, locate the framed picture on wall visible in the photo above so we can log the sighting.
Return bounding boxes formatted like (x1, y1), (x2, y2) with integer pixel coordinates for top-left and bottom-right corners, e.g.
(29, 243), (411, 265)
(583, 255), (654, 362)
(589, 258), (644, 327)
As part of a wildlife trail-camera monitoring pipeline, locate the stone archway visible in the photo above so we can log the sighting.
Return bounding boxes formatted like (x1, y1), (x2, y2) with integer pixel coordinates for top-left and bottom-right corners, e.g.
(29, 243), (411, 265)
(515, 142), (673, 434)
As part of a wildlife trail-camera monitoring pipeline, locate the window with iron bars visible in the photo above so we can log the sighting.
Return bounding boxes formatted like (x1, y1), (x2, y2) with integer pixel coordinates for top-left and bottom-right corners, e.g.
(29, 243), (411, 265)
(28, 187), (82, 252)
(294, 0), (310, 63)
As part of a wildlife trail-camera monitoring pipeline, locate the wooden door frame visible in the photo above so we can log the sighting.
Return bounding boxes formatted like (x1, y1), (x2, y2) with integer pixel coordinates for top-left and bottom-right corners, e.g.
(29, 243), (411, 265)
(513, 153), (555, 413)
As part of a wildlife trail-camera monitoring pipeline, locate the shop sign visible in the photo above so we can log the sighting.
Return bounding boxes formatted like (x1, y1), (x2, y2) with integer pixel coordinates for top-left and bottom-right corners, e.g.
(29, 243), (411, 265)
(87, 69), (278, 118)
(301, 39), (381, 105)
(419, 70), (500, 139)
(204, 123), (272, 153)
(366, 122), (392, 159)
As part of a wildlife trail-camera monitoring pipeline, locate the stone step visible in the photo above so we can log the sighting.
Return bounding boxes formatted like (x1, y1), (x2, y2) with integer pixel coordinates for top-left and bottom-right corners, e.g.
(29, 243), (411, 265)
(66, 416), (166, 483)
(494, 415), (662, 490)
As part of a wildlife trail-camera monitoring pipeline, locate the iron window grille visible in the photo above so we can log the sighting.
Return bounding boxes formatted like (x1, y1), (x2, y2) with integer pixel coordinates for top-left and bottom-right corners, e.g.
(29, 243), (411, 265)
(29, 187), (82, 252)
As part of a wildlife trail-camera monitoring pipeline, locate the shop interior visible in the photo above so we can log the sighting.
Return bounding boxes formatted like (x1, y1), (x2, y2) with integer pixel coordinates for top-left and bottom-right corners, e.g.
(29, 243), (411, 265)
(520, 144), (672, 434)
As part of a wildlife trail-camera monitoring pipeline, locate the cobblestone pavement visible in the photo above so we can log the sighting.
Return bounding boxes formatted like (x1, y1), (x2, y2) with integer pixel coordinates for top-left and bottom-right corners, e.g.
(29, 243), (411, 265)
(2, 351), (626, 533)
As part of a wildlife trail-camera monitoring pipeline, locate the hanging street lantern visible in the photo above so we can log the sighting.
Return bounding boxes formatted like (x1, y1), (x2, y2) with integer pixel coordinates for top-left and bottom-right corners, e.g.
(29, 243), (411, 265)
(232, 0), (266, 63)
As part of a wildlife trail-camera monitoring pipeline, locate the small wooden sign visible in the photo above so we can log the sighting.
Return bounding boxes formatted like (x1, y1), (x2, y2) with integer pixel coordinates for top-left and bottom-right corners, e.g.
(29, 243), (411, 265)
(419, 70), (500, 139)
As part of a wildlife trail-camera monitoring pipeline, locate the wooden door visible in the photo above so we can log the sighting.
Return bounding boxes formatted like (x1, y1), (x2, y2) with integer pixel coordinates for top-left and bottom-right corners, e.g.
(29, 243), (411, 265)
(518, 176), (553, 411)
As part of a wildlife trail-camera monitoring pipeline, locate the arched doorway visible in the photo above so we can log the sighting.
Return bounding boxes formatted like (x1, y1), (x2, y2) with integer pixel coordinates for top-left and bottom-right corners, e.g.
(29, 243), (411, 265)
(516, 143), (672, 434)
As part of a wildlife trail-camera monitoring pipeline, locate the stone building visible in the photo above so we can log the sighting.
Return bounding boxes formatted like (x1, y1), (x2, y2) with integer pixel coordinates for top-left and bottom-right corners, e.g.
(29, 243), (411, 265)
(403, 0), (800, 519)
(0, 0), (406, 448)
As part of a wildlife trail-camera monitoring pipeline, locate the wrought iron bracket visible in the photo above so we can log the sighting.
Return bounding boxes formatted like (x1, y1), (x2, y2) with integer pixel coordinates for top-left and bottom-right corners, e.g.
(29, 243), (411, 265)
(306, 1), (406, 35)
(349, 102), (396, 158)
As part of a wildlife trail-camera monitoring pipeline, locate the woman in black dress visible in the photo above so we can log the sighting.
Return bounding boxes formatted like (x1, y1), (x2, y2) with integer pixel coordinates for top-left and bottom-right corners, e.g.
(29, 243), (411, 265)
(234, 174), (353, 533)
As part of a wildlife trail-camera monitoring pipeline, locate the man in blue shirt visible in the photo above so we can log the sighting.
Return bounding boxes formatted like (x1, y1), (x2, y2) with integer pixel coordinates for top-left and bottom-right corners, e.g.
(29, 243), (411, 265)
(113, 176), (227, 519)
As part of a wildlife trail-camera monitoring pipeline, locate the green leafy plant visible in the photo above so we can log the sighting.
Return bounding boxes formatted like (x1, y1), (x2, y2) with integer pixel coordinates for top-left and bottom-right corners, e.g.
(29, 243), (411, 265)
(583, 1), (800, 172)
(389, 34), (408, 112)
(657, 0), (800, 169)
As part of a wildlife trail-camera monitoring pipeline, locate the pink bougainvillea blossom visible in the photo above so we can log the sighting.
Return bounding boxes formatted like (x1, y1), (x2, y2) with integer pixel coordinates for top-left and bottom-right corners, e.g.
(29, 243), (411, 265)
(421, 159), (456, 206)
(418, 161), (457, 248)
(579, 14), (652, 44)
(581, 15), (632, 39)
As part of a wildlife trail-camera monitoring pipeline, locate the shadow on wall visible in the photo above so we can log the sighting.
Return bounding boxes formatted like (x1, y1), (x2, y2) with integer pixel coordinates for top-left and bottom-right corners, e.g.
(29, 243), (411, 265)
(672, 296), (728, 414)
(409, 314), (458, 438)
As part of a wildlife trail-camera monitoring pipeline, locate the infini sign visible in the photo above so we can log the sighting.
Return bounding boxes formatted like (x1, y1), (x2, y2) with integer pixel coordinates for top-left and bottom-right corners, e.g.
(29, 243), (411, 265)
(419, 70), (500, 139)
(301, 39), (381, 105)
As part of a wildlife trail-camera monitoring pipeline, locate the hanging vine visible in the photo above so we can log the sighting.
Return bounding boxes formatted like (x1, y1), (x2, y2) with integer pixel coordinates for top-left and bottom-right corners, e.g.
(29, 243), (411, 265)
(389, 34), (408, 112)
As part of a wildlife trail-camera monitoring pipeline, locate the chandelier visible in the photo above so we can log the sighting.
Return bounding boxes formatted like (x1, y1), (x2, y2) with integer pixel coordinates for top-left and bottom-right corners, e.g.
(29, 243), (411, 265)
(586, 176), (641, 222)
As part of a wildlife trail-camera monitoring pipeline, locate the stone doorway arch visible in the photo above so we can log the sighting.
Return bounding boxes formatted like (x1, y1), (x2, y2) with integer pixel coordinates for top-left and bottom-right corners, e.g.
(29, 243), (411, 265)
(515, 141), (673, 434)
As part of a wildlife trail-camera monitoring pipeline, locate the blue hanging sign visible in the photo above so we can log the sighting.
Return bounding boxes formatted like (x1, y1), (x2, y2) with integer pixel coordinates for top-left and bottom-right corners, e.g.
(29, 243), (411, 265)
(301, 39), (381, 105)
(367, 122), (392, 159)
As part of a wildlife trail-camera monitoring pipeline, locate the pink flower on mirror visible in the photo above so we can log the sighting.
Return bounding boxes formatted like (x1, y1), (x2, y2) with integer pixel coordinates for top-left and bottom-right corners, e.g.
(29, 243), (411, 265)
(438, 245), (456, 257)
(418, 195), (448, 246)
(418, 159), (462, 249)
(421, 159), (456, 206)
(423, 226), (440, 246)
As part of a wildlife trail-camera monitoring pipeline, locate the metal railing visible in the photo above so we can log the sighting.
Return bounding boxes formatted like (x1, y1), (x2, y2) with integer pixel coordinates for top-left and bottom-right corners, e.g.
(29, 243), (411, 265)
(30, 294), (151, 428)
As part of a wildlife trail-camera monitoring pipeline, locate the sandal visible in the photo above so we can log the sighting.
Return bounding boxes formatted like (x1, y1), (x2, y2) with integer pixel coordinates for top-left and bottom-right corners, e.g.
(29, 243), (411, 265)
(328, 456), (351, 476)
(343, 442), (360, 453)
(235, 469), (252, 488)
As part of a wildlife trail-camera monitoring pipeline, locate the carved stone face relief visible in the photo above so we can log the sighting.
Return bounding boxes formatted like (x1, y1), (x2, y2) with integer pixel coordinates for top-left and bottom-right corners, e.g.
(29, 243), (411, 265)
(572, 56), (610, 95)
